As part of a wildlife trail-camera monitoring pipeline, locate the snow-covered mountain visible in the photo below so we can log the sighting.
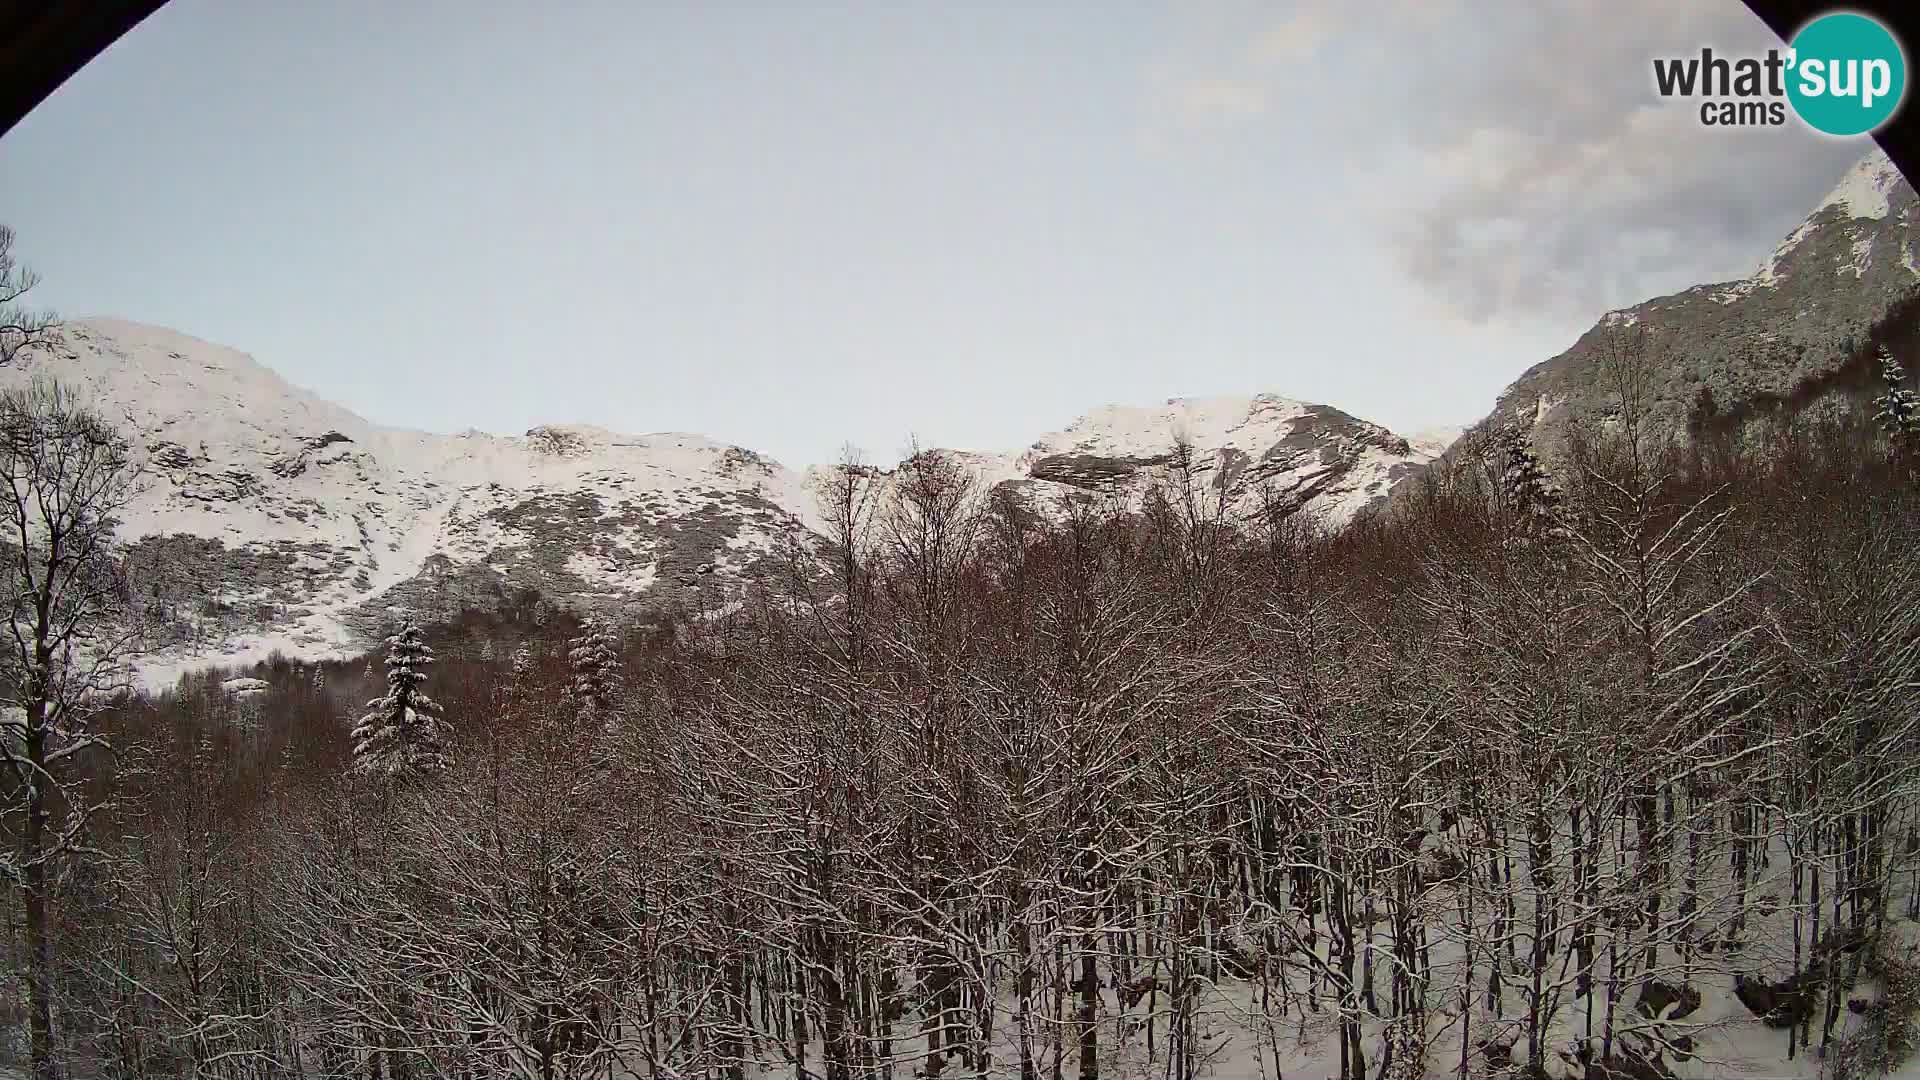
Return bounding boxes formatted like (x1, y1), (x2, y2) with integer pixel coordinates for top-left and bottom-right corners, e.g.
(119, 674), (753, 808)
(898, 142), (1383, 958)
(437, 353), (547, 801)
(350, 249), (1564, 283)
(0, 318), (1439, 686)
(6, 319), (827, 685)
(1460, 147), (1920, 462)
(898, 394), (1438, 526)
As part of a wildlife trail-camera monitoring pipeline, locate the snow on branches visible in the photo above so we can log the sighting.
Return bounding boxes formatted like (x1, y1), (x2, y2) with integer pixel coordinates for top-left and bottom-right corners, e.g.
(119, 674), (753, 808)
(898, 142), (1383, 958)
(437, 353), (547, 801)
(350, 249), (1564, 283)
(349, 622), (450, 781)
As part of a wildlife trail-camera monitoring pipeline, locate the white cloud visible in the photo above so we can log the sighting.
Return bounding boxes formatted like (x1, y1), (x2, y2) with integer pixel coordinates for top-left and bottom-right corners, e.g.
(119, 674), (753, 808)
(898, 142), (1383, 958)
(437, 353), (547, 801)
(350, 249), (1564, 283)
(1250, 8), (1336, 63)
(1144, 0), (1867, 321)
(1164, 76), (1268, 123)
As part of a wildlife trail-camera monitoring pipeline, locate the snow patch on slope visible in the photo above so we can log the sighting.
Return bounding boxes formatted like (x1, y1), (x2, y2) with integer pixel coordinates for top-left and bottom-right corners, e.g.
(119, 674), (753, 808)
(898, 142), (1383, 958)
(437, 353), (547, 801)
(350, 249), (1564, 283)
(1821, 148), (1904, 222)
(1846, 235), (1876, 277)
(1753, 148), (1904, 284)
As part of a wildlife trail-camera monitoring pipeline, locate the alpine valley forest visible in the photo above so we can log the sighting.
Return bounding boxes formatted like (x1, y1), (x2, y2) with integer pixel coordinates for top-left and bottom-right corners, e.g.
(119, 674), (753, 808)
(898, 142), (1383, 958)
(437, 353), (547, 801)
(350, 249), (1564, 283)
(14, 340), (1920, 1080)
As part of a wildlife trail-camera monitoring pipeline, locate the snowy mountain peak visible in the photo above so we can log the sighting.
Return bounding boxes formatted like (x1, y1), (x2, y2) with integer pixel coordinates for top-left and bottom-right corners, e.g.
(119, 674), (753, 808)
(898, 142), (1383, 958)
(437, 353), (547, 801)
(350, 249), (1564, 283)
(1752, 148), (1915, 285)
(1001, 392), (1431, 525)
(1030, 393), (1412, 464)
(41, 318), (372, 446)
(1815, 146), (1906, 222)
(1037, 393), (1325, 456)
(1408, 425), (1466, 459)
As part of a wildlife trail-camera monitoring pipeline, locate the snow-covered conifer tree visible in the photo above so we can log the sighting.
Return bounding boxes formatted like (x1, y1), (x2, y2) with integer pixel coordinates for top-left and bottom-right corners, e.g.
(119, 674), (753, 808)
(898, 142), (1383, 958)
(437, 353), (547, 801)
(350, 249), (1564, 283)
(564, 616), (621, 731)
(349, 623), (451, 781)
(1872, 346), (1919, 445)
(1482, 425), (1566, 540)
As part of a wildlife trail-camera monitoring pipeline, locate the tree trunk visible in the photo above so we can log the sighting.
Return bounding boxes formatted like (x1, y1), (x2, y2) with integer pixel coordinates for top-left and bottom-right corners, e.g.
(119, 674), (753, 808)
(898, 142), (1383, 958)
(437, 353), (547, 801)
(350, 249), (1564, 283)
(1077, 934), (1098, 1080)
(25, 704), (54, 1080)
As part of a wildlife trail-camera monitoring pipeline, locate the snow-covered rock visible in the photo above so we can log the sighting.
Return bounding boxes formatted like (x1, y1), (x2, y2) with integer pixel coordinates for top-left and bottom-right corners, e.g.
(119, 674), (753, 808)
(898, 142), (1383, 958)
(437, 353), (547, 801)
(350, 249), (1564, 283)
(221, 677), (271, 698)
(1008, 394), (1434, 523)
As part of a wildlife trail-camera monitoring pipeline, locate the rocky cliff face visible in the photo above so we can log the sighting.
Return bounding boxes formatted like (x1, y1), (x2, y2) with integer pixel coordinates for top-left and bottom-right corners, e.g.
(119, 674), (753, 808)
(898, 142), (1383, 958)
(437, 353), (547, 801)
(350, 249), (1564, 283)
(984, 395), (1434, 523)
(1469, 148), (1920, 463)
(0, 319), (1439, 687)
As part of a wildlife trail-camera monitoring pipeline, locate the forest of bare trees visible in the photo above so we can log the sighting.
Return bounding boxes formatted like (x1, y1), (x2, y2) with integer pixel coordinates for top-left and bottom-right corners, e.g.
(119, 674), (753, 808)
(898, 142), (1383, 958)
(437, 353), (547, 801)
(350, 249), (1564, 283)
(10, 348), (1920, 1080)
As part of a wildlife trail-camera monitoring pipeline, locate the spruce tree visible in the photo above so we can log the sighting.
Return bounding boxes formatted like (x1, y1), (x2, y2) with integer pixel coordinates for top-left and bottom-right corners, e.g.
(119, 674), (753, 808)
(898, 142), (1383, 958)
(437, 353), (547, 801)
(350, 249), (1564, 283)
(1872, 346), (1919, 446)
(1482, 425), (1567, 540)
(350, 623), (451, 780)
(565, 615), (622, 732)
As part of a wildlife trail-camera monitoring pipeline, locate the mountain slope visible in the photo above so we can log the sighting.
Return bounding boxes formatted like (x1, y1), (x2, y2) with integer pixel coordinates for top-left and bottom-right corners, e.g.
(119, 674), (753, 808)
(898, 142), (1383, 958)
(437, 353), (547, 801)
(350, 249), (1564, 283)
(1467, 148), (1920, 462)
(4, 319), (823, 685)
(0, 319), (1437, 687)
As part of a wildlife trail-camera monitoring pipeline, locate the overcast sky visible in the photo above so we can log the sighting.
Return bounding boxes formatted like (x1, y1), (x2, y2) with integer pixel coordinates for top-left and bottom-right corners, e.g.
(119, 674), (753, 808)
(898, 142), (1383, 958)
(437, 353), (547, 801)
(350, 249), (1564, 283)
(0, 0), (1872, 468)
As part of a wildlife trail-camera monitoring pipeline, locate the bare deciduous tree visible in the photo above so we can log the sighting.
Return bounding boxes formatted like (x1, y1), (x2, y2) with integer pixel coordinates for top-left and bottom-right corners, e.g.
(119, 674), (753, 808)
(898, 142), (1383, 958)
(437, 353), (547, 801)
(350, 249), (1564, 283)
(0, 228), (59, 368)
(0, 380), (141, 1080)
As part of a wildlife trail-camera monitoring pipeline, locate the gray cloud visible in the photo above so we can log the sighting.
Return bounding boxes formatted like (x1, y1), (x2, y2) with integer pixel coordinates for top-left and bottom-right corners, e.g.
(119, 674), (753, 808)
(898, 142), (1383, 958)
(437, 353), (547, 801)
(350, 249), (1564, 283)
(1150, 0), (1869, 323)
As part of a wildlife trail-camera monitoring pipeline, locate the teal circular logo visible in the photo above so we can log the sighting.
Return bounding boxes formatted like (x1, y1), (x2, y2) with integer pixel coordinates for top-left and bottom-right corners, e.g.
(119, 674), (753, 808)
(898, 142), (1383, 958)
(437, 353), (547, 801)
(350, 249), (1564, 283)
(1787, 13), (1907, 136)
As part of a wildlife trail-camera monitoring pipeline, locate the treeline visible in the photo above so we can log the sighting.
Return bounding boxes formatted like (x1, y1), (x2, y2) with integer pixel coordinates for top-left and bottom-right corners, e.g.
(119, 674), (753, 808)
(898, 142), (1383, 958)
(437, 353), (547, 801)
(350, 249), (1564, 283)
(24, 360), (1920, 1080)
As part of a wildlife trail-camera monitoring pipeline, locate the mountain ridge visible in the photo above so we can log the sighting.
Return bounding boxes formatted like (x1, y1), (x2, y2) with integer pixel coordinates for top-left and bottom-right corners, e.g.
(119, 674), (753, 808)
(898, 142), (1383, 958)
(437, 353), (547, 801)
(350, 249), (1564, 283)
(0, 318), (1441, 688)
